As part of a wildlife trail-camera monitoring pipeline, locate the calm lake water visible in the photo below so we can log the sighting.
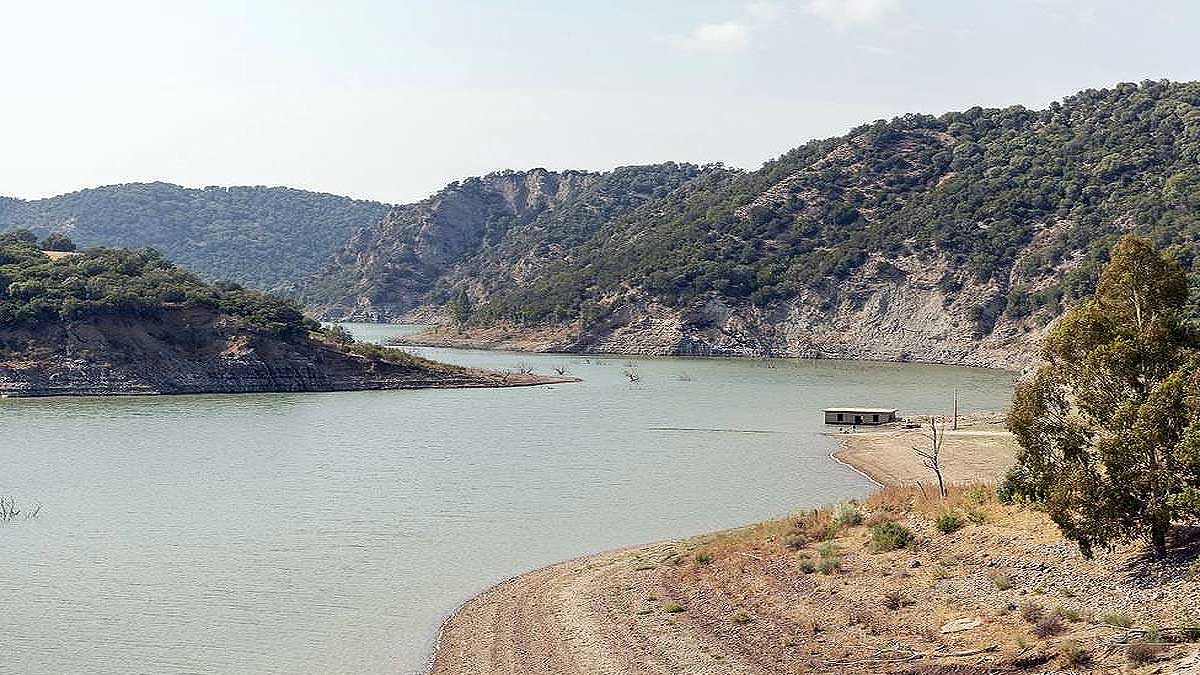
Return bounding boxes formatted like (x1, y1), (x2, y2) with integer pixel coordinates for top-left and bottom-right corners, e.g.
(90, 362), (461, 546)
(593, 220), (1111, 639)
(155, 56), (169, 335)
(0, 324), (1015, 674)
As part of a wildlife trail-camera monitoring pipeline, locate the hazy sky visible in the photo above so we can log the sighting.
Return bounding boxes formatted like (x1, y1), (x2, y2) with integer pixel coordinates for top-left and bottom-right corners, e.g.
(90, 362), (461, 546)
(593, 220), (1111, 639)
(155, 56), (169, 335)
(3, 0), (1198, 204)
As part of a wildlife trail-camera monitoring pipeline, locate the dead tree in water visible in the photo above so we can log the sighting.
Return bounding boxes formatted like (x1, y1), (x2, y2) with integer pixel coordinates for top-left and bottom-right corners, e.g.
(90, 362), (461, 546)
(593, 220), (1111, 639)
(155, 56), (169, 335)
(553, 366), (568, 376)
(623, 367), (640, 383)
(914, 416), (947, 498)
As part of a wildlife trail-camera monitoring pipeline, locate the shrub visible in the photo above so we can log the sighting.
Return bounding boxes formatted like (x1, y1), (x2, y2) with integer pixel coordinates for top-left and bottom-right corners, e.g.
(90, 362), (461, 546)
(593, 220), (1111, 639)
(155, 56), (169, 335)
(783, 533), (808, 550)
(663, 602), (685, 613)
(869, 521), (914, 552)
(1183, 614), (1200, 642)
(935, 511), (965, 534)
(882, 590), (906, 610)
(816, 542), (838, 559)
(321, 323), (356, 345)
(1034, 613), (1065, 637)
(694, 551), (712, 565)
(833, 502), (864, 528)
(1059, 640), (1091, 667)
(817, 556), (842, 575)
(1101, 612), (1133, 628)
(989, 573), (1013, 590)
(1055, 606), (1082, 623)
(1126, 641), (1163, 665)
(797, 554), (816, 574)
(964, 484), (993, 505)
(1020, 602), (1044, 623)
(731, 610), (752, 625)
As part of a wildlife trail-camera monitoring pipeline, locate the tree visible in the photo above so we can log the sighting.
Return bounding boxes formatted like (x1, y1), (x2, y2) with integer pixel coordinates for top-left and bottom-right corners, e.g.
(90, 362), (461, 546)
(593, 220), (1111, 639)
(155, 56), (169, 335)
(321, 323), (355, 345)
(39, 233), (76, 252)
(915, 416), (947, 498)
(446, 288), (472, 330)
(1003, 235), (1200, 557)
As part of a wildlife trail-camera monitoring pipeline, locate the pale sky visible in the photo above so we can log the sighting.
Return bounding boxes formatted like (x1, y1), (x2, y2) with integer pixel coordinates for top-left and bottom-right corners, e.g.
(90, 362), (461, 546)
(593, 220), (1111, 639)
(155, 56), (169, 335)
(3, 0), (1198, 204)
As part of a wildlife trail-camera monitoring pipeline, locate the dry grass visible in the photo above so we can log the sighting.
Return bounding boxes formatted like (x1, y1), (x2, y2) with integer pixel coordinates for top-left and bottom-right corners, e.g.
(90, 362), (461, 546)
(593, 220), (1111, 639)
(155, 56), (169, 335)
(865, 482), (998, 516)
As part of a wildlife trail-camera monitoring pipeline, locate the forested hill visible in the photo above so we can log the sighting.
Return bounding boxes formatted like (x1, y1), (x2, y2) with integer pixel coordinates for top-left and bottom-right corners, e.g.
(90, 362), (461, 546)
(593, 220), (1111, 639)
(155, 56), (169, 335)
(0, 230), (556, 396)
(311, 80), (1200, 368)
(0, 183), (390, 292)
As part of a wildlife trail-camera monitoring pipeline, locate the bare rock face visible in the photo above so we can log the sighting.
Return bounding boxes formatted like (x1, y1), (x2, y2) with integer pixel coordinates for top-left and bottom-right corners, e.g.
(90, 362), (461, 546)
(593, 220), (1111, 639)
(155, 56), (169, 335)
(0, 308), (560, 397)
(304, 164), (727, 321)
(517, 254), (1042, 370)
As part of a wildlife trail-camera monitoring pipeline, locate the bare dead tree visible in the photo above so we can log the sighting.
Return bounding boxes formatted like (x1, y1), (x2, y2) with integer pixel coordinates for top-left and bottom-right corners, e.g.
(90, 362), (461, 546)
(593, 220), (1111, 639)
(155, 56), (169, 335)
(0, 497), (41, 524)
(553, 366), (568, 376)
(0, 497), (17, 523)
(623, 367), (640, 383)
(515, 362), (534, 375)
(914, 416), (947, 499)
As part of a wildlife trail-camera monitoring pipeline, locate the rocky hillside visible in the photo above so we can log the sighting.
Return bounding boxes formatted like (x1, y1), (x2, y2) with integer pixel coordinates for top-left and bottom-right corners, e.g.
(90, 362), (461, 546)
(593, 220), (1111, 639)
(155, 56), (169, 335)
(312, 80), (1200, 369)
(0, 182), (389, 292)
(303, 163), (730, 319)
(0, 231), (559, 396)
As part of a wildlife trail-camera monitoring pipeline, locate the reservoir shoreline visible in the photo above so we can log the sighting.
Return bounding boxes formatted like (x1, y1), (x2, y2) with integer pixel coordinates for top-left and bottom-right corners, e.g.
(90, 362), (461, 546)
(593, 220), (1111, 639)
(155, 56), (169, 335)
(425, 411), (1019, 674)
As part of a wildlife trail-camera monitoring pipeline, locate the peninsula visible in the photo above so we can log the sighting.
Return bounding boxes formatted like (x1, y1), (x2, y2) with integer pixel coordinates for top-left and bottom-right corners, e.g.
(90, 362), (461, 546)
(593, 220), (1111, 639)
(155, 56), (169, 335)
(0, 231), (567, 397)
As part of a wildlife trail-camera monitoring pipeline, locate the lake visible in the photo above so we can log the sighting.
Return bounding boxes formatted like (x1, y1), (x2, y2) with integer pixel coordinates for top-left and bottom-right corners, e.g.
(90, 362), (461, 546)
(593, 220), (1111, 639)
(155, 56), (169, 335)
(0, 324), (1015, 674)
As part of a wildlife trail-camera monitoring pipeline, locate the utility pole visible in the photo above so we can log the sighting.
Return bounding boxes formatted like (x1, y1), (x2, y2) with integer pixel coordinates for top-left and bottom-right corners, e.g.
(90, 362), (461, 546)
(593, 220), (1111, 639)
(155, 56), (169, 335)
(953, 388), (959, 431)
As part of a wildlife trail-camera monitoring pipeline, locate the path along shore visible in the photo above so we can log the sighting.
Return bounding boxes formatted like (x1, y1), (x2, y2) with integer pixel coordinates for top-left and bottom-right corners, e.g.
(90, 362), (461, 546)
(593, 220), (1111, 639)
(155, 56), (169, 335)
(428, 412), (1200, 675)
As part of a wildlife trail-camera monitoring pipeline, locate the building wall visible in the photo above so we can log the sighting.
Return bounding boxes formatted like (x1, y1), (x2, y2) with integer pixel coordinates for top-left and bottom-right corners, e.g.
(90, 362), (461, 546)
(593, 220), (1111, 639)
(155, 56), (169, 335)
(824, 411), (894, 425)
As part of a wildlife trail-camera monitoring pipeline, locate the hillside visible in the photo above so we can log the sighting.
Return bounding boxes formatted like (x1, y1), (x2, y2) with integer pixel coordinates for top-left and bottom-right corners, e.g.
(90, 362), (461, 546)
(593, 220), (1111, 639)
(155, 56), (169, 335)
(303, 163), (731, 319)
(311, 80), (1200, 369)
(0, 231), (562, 396)
(0, 182), (389, 292)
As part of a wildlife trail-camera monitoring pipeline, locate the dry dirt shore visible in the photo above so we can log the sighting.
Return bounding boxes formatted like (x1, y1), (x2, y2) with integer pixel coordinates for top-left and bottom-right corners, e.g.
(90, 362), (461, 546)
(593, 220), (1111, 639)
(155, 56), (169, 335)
(429, 415), (1200, 675)
(830, 412), (1018, 487)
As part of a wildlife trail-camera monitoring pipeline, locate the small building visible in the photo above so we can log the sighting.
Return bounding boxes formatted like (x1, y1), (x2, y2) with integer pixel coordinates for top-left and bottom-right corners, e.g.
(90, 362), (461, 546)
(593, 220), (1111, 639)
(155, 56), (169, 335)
(823, 407), (897, 426)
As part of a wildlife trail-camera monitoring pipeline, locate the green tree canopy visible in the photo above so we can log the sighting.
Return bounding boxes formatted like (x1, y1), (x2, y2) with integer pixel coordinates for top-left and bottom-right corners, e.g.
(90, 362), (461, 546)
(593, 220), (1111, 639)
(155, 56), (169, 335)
(39, 232), (76, 252)
(446, 287), (472, 329)
(1004, 235), (1200, 556)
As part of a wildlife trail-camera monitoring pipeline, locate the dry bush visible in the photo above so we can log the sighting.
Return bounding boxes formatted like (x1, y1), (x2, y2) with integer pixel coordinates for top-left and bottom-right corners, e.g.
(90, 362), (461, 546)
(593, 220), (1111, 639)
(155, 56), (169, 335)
(1100, 612), (1133, 627)
(882, 590), (908, 610)
(1059, 640), (1091, 667)
(1034, 613), (1064, 637)
(989, 572), (1013, 590)
(1126, 641), (1163, 665)
(1020, 602), (1044, 623)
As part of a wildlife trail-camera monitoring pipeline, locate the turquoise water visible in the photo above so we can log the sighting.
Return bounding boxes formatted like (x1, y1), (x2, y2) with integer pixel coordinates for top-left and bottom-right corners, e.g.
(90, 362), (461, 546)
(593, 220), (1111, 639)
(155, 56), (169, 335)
(0, 324), (1015, 674)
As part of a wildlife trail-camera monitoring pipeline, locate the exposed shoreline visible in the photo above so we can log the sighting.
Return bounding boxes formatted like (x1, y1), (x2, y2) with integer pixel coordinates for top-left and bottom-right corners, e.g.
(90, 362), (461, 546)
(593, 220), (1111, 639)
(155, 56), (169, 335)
(425, 412), (1033, 674)
(0, 371), (576, 399)
(425, 413), (1200, 673)
(391, 326), (1024, 374)
(828, 411), (1016, 487)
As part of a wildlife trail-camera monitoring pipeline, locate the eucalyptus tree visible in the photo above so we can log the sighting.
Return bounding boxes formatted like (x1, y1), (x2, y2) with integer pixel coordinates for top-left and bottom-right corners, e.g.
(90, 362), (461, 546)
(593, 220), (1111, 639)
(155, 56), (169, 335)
(1004, 235), (1200, 557)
